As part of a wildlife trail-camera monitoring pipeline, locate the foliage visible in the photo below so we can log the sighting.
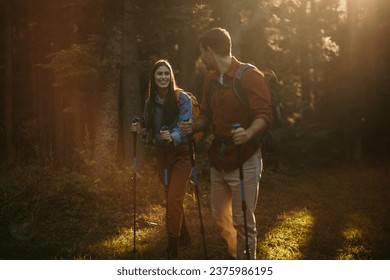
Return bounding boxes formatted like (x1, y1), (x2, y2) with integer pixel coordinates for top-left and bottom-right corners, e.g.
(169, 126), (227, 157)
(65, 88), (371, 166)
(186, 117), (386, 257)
(39, 36), (101, 114)
(0, 150), (163, 258)
(41, 36), (100, 88)
(2, 0), (389, 165)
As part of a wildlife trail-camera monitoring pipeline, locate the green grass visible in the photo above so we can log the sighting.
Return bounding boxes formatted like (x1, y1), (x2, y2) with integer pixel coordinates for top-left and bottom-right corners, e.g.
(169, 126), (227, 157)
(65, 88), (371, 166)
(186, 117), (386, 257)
(256, 162), (390, 259)
(258, 208), (314, 259)
(1, 158), (389, 260)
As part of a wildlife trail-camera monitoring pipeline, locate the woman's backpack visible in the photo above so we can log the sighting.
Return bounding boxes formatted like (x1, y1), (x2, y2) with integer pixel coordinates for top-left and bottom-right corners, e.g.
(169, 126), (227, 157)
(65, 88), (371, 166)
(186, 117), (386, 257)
(175, 90), (204, 143)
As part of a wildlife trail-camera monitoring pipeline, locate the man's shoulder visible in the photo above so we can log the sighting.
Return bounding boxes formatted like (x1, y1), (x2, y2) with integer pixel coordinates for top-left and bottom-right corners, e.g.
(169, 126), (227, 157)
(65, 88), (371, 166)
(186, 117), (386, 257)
(239, 64), (266, 82)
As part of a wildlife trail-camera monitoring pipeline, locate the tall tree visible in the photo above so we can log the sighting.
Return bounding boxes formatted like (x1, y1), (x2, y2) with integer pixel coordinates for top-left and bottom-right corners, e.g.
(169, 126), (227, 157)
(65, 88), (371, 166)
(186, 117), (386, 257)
(93, 0), (123, 172)
(4, 0), (15, 165)
(298, 0), (313, 118)
(216, 0), (241, 57)
(118, 0), (142, 161)
(177, 1), (212, 93)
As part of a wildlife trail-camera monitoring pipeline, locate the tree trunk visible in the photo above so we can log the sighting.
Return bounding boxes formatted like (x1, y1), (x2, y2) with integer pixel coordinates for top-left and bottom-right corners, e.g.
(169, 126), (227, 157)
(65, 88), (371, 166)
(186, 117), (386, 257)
(178, 27), (197, 92)
(94, 0), (122, 173)
(4, 0), (15, 166)
(218, 0), (241, 57)
(345, 0), (363, 161)
(298, 0), (313, 119)
(118, 0), (142, 162)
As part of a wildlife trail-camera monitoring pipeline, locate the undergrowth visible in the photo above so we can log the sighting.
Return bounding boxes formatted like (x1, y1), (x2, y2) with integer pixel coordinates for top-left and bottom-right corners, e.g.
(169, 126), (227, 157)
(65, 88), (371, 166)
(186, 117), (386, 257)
(1, 156), (389, 260)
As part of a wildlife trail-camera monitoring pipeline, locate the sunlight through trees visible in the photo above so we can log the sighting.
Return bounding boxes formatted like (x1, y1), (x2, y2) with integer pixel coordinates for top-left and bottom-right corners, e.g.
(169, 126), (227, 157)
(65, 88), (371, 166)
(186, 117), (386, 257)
(258, 208), (314, 260)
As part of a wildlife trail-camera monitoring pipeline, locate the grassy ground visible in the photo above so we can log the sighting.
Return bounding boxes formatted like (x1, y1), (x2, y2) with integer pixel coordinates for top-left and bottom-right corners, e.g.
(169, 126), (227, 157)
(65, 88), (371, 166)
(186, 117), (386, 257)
(1, 157), (389, 260)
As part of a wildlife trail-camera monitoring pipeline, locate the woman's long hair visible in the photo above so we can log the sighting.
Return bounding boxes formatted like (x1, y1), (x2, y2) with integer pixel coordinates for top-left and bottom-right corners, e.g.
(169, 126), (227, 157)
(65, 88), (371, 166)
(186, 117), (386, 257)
(145, 60), (179, 129)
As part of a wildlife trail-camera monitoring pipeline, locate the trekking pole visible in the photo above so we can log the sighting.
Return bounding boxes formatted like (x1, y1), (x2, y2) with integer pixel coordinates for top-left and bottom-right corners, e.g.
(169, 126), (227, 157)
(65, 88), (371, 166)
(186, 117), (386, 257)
(161, 126), (169, 230)
(132, 117), (139, 255)
(183, 118), (208, 259)
(232, 123), (251, 260)
(161, 126), (169, 192)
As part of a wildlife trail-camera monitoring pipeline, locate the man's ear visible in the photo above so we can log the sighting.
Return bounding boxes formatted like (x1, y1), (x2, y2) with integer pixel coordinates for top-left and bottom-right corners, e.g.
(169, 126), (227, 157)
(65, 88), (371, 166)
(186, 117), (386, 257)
(209, 48), (220, 60)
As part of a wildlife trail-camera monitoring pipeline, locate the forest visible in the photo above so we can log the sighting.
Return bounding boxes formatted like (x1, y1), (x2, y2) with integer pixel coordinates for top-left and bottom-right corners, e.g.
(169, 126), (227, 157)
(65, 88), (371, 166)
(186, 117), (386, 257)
(0, 0), (389, 260)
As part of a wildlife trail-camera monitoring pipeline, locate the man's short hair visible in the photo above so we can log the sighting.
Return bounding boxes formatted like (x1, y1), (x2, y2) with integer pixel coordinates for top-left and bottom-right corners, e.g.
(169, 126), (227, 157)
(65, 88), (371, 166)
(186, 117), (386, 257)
(199, 27), (231, 56)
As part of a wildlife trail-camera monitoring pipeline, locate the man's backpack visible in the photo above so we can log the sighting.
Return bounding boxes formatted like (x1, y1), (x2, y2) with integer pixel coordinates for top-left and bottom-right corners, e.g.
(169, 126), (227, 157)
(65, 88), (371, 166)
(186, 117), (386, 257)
(233, 64), (285, 167)
(175, 89), (204, 143)
(233, 63), (283, 130)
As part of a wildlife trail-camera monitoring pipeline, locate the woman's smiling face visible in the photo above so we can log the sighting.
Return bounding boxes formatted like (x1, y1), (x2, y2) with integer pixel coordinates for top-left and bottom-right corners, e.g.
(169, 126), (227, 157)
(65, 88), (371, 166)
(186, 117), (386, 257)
(154, 65), (171, 89)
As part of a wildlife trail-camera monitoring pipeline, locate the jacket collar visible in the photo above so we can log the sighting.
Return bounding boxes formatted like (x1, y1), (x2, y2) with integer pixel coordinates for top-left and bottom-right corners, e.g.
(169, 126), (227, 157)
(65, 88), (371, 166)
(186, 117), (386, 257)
(211, 56), (241, 79)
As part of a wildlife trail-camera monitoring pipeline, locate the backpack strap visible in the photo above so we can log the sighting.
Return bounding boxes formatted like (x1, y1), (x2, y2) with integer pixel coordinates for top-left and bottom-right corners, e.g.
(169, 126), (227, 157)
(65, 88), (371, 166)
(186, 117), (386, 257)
(175, 88), (183, 101)
(232, 63), (255, 110)
(206, 63), (255, 110)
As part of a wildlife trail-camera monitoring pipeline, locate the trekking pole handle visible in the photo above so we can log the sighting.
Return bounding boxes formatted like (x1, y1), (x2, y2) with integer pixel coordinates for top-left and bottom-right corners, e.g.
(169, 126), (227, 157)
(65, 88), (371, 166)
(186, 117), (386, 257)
(161, 125), (169, 135)
(132, 117), (140, 127)
(132, 117), (140, 135)
(232, 123), (242, 147)
(161, 125), (171, 143)
(232, 123), (241, 130)
(232, 123), (244, 179)
(132, 117), (140, 154)
(181, 118), (197, 163)
(181, 117), (194, 137)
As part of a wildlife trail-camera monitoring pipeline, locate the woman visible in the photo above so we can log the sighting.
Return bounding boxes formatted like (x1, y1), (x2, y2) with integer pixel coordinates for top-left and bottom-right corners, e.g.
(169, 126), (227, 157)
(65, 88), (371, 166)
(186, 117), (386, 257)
(131, 60), (192, 259)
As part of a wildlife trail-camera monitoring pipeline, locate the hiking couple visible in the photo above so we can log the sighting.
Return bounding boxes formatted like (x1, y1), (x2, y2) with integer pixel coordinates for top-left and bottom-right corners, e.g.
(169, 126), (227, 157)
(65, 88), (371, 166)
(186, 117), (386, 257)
(131, 27), (273, 260)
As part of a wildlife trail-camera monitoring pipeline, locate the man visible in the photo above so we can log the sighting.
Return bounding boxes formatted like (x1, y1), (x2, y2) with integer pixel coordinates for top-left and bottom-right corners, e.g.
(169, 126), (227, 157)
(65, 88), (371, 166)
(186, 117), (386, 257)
(180, 27), (272, 259)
